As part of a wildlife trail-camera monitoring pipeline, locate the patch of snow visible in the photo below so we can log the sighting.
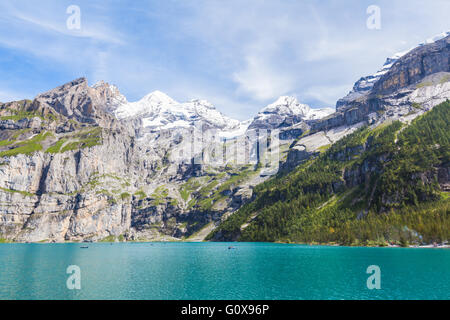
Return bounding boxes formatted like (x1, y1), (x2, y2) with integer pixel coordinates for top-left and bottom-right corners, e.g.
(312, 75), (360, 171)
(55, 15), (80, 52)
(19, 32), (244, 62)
(308, 107), (335, 120)
(219, 119), (252, 139)
(421, 31), (450, 45)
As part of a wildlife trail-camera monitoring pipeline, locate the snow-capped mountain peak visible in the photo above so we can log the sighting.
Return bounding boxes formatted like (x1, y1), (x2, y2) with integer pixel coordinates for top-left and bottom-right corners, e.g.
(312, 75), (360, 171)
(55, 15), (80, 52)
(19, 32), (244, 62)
(114, 90), (179, 120)
(189, 99), (216, 110)
(248, 96), (334, 130)
(263, 96), (311, 116)
(140, 90), (178, 106)
(262, 96), (333, 120)
(114, 91), (241, 132)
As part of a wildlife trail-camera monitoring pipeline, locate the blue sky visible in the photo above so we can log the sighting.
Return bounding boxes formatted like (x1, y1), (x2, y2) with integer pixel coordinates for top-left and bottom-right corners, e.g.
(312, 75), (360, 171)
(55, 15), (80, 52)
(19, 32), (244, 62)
(0, 0), (449, 120)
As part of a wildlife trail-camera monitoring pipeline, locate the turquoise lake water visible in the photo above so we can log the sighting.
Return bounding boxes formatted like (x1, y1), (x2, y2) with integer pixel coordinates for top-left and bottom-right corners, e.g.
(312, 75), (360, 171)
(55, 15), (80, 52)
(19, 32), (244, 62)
(0, 242), (449, 300)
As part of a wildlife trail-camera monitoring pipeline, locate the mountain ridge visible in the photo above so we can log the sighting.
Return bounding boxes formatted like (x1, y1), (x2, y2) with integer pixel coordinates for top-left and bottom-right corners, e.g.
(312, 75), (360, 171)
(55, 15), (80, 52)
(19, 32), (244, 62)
(0, 32), (449, 243)
(112, 86), (333, 133)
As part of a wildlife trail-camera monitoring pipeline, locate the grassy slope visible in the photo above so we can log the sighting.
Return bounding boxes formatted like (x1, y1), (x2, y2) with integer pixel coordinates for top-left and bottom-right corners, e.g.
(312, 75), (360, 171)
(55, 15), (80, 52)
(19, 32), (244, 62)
(207, 101), (450, 245)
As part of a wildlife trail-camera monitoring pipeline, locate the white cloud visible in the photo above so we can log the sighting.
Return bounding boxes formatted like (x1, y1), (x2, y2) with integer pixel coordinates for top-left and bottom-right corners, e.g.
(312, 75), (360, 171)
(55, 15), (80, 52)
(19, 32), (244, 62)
(303, 84), (354, 106)
(233, 55), (296, 101)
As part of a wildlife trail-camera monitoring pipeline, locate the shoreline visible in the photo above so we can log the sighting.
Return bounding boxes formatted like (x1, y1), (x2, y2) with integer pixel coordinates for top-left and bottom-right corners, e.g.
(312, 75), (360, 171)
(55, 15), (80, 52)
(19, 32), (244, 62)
(0, 240), (449, 249)
(274, 241), (450, 249)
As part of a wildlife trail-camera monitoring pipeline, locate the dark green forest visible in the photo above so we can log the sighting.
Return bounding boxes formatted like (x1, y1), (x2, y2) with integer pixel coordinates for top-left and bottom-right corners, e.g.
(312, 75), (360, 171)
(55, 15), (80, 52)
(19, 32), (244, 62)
(207, 101), (450, 246)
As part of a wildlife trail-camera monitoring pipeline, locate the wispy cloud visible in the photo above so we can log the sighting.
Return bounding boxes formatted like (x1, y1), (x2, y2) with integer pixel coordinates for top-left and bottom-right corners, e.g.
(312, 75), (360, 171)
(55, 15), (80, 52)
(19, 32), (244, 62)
(233, 55), (296, 101)
(10, 11), (124, 45)
(0, 1), (124, 63)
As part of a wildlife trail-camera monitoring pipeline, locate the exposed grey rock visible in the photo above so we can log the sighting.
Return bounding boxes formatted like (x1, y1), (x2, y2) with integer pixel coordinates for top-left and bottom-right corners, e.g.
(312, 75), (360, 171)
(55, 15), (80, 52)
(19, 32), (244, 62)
(373, 35), (449, 95)
(313, 35), (450, 133)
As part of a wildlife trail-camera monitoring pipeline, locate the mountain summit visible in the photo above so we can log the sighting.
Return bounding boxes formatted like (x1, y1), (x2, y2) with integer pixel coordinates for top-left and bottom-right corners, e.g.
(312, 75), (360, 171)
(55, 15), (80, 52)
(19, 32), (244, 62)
(114, 90), (177, 120)
(114, 91), (241, 132)
(248, 96), (334, 130)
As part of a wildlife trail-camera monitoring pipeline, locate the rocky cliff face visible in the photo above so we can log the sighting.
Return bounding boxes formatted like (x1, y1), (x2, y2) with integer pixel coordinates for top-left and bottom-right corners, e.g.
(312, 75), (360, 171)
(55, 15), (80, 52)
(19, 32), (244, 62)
(311, 71), (450, 134)
(0, 80), (139, 242)
(373, 33), (449, 95)
(336, 52), (407, 110)
(337, 31), (450, 110)
(282, 34), (450, 173)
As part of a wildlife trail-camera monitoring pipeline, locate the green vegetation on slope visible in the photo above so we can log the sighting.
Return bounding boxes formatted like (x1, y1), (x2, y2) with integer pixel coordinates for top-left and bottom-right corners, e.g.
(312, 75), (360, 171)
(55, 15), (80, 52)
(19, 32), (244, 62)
(208, 101), (450, 245)
(150, 186), (169, 205)
(0, 100), (59, 122)
(182, 166), (256, 212)
(61, 127), (103, 152)
(0, 131), (53, 157)
(0, 125), (102, 158)
(0, 187), (35, 197)
(44, 127), (102, 154)
(134, 190), (147, 200)
(45, 138), (68, 154)
(0, 110), (43, 121)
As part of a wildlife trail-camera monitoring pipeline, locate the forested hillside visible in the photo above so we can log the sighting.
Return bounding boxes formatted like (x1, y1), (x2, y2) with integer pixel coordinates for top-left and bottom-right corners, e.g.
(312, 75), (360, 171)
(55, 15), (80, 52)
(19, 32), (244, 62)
(208, 101), (450, 246)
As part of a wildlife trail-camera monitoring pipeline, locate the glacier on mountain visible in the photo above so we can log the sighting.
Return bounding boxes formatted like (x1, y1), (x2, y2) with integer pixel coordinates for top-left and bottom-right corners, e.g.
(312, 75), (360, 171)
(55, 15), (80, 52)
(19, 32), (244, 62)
(111, 89), (333, 137)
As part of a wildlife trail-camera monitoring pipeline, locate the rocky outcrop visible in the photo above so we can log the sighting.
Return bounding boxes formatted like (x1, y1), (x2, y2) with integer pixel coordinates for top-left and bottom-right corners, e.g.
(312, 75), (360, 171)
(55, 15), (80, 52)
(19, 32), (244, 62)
(279, 144), (313, 173)
(373, 35), (449, 95)
(312, 98), (381, 132)
(336, 53), (405, 110)
(313, 35), (450, 134)
(0, 122), (137, 242)
(31, 78), (124, 129)
(438, 165), (450, 192)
